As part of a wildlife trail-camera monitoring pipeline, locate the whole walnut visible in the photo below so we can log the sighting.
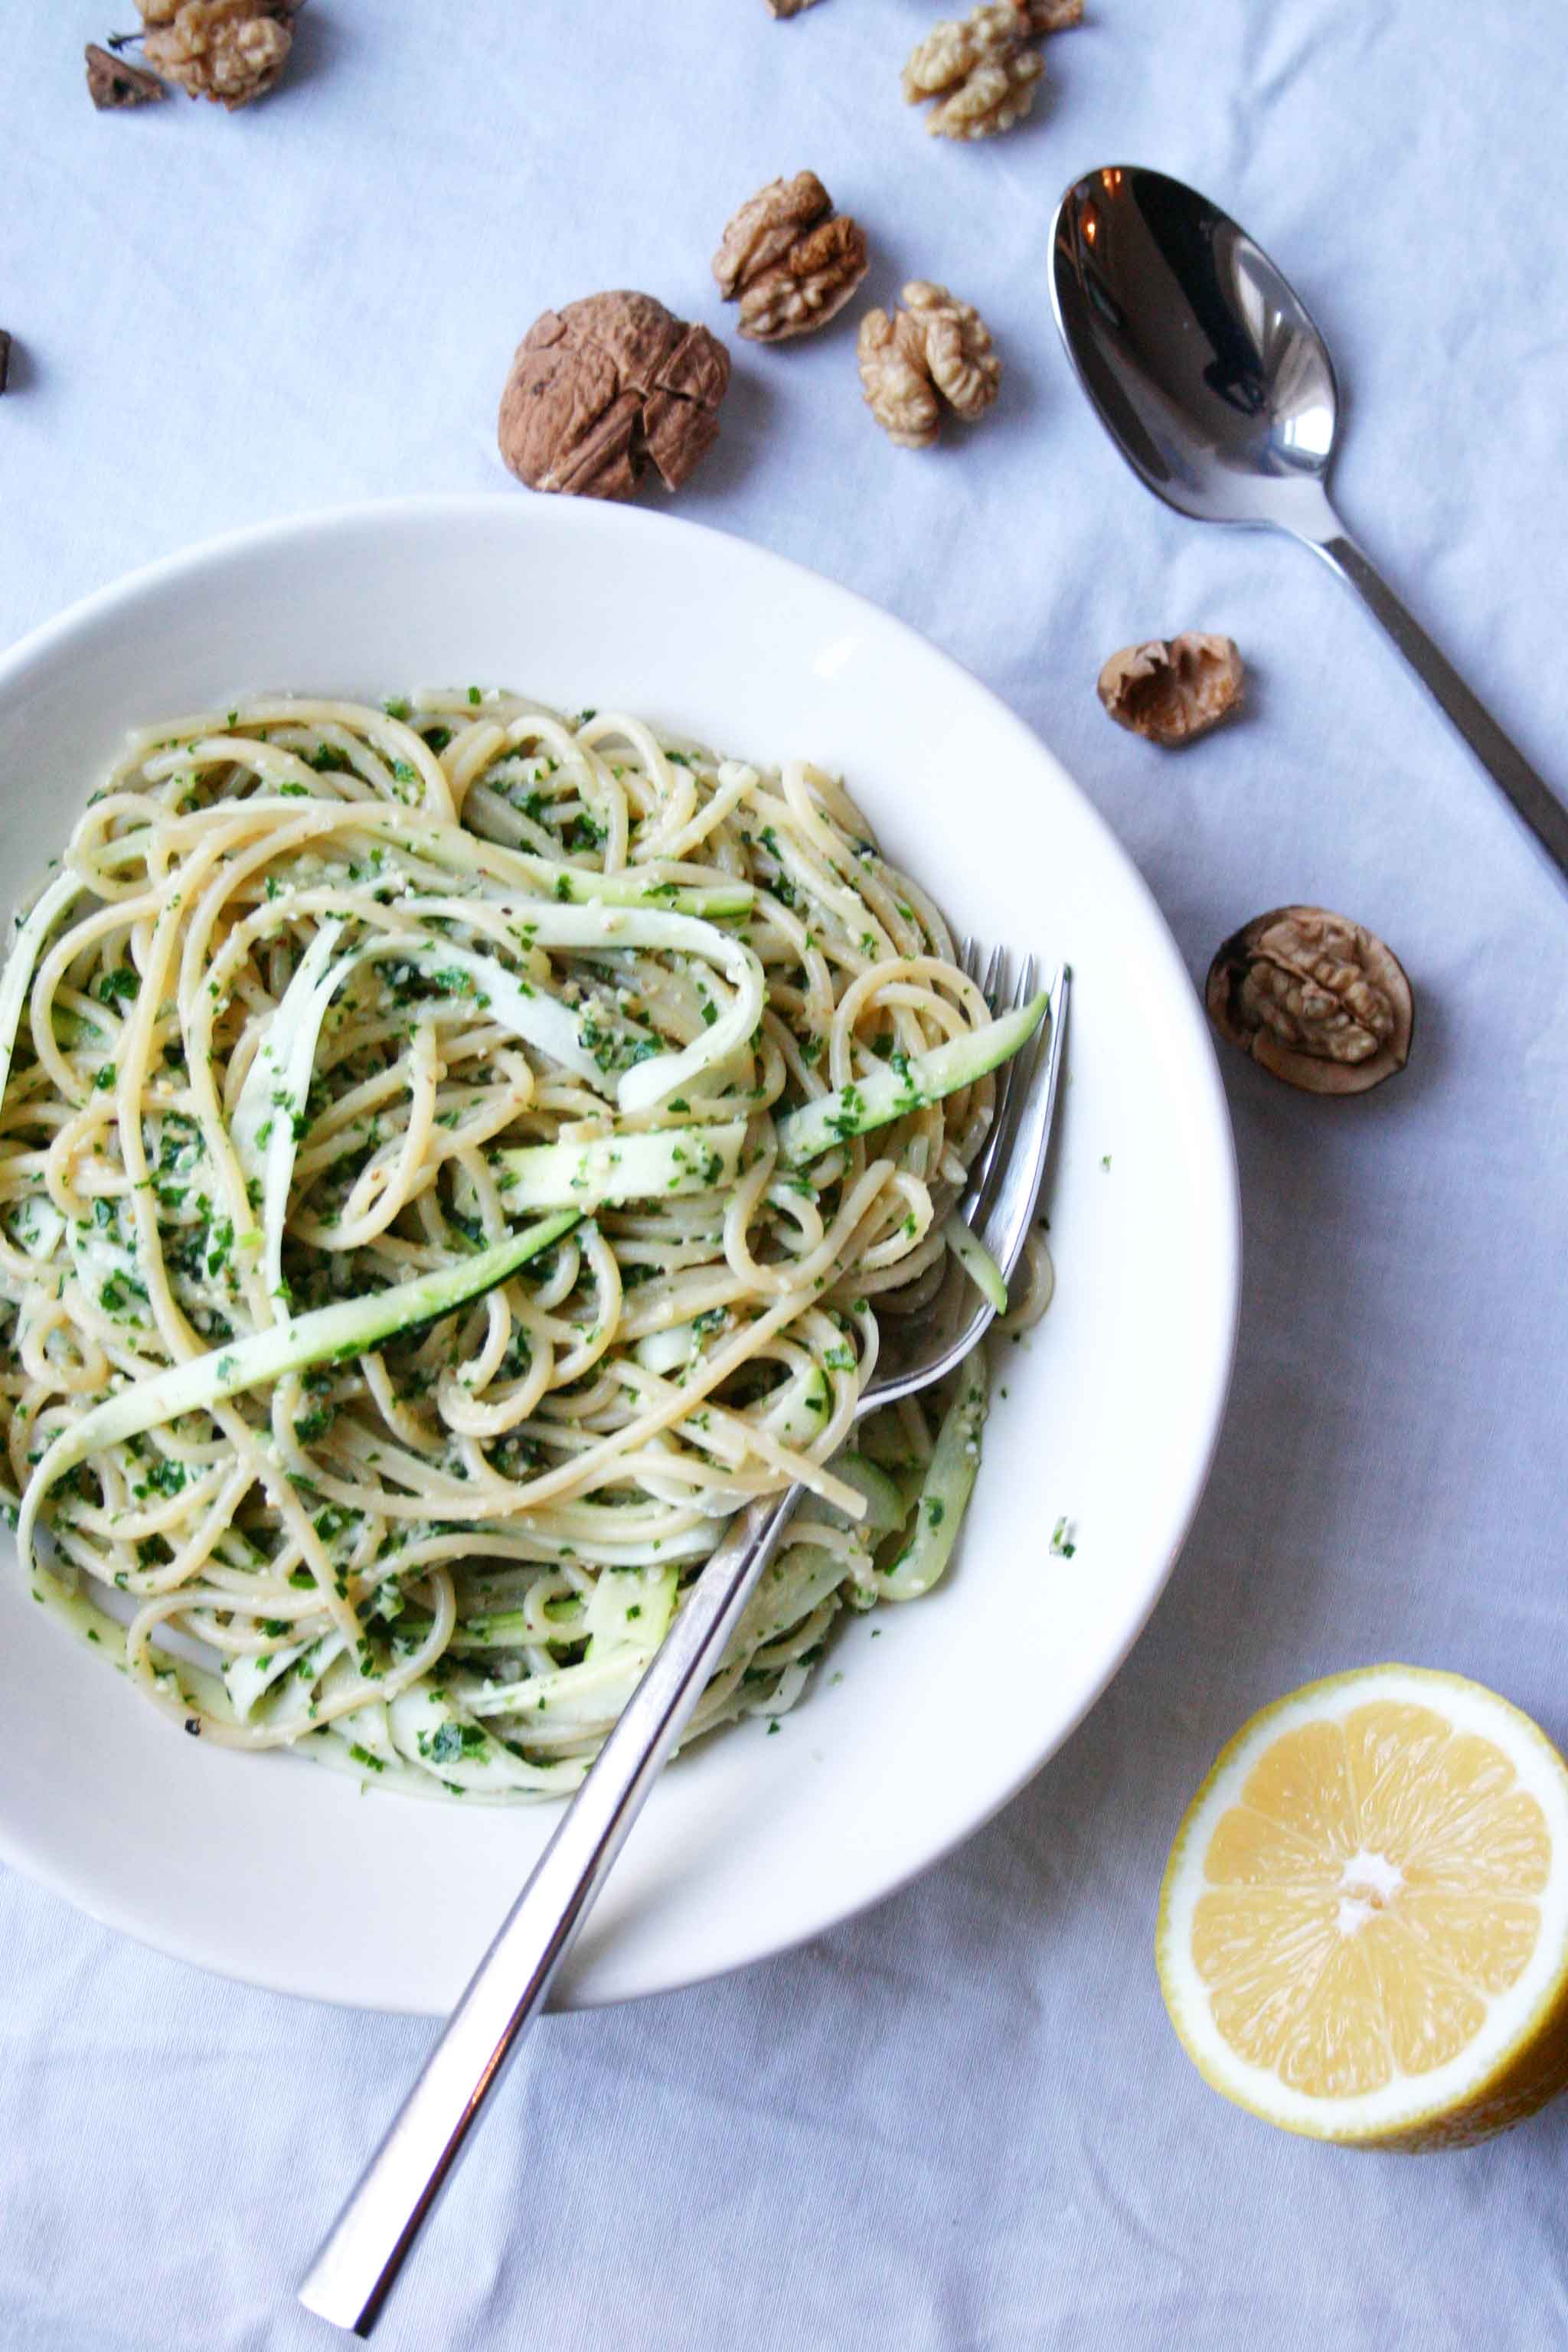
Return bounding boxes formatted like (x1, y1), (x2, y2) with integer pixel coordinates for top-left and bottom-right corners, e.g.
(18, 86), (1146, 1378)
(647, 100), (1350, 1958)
(498, 293), (730, 502)
(712, 172), (868, 343)
(138, 0), (301, 107)
(858, 282), (1001, 449)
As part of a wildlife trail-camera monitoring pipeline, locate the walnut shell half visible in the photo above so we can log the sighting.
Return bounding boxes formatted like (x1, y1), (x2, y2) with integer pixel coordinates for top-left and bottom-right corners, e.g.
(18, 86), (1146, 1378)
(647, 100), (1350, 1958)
(1099, 633), (1243, 746)
(1206, 906), (1413, 1096)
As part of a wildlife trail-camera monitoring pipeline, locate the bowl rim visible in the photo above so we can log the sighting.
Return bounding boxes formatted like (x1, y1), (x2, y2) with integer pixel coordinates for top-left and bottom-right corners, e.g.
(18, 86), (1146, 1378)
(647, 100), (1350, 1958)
(0, 492), (1242, 2010)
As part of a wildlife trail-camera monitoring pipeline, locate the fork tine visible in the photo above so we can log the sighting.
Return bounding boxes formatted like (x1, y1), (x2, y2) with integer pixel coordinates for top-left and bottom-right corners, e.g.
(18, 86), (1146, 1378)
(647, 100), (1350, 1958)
(972, 962), (1070, 1282)
(959, 949), (1044, 1228)
(956, 946), (1022, 1215)
(963, 936), (1011, 1176)
(962, 1063), (1021, 1226)
(955, 938), (1008, 1191)
(871, 960), (1068, 1406)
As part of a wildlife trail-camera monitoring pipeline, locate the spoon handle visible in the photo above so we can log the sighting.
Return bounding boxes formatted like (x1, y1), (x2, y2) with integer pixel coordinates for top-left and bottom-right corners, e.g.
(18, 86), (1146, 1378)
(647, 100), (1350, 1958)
(1308, 528), (1568, 884)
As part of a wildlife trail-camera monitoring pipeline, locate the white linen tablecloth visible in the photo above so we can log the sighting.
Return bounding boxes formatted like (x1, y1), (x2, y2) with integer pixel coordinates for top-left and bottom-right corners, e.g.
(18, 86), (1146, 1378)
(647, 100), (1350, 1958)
(3, 3), (1566, 2345)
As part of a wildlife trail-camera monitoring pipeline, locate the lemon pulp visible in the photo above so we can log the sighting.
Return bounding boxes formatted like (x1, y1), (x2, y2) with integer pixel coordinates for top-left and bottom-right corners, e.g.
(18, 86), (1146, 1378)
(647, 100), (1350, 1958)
(1157, 1667), (1568, 2146)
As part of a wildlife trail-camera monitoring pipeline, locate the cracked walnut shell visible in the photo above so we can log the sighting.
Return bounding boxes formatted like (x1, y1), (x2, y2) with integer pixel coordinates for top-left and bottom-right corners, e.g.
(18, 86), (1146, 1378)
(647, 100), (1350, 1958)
(858, 283), (1001, 449)
(712, 173), (868, 343)
(1206, 907), (1413, 1096)
(86, 42), (168, 106)
(902, 3), (1044, 139)
(1098, 634), (1244, 747)
(138, 0), (302, 108)
(498, 292), (730, 502)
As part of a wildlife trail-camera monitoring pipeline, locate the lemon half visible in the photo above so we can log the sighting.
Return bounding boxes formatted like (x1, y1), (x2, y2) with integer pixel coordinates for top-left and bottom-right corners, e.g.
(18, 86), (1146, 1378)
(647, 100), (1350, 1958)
(1156, 1665), (1568, 2148)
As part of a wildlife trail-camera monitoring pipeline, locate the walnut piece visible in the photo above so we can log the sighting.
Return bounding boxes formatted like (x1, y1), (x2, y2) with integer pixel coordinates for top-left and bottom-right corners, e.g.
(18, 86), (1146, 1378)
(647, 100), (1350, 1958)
(712, 173), (868, 344)
(1098, 634), (1244, 746)
(765, 0), (822, 14)
(1011, 0), (1083, 28)
(902, 2), (1016, 95)
(858, 282), (1001, 449)
(86, 42), (168, 107)
(138, 0), (301, 109)
(902, 3), (1044, 139)
(498, 292), (730, 502)
(1206, 908), (1413, 1096)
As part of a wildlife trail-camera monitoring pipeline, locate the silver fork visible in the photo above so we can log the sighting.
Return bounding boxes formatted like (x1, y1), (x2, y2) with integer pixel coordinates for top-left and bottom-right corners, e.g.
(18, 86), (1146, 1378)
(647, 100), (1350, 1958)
(299, 955), (1070, 2337)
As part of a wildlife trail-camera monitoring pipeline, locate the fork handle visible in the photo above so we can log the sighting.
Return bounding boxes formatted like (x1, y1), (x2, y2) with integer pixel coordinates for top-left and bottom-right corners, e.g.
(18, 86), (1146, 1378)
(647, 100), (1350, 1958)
(298, 1485), (804, 2337)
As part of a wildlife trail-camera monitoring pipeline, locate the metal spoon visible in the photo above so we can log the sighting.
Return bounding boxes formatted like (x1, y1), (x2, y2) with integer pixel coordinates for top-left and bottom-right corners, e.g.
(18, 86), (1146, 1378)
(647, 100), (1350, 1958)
(1050, 164), (1568, 882)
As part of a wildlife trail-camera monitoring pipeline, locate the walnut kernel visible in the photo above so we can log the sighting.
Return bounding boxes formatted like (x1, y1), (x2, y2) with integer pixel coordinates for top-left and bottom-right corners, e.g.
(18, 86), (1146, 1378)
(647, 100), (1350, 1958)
(857, 282), (1001, 449)
(856, 312), (939, 449)
(712, 173), (868, 344)
(1098, 634), (1244, 747)
(1206, 908), (1413, 1096)
(498, 292), (730, 502)
(86, 43), (168, 107)
(765, 0), (822, 15)
(902, 3), (1044, 139)
(139, 0), (302, 108)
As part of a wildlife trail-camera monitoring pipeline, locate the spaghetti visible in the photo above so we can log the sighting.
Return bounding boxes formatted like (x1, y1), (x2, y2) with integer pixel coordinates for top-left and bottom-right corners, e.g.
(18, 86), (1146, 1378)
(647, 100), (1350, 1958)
(0, 692), (1045, 1800)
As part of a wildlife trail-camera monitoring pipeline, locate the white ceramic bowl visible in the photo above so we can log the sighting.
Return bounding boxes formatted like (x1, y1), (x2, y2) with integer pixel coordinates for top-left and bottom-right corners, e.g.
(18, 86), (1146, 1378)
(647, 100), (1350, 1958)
(0, 495), (1239, 2013)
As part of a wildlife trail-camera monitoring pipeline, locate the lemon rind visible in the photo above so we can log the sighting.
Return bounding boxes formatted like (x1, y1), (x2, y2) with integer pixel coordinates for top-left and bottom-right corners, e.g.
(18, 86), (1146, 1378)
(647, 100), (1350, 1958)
(1155, 1664), (1568, 2144)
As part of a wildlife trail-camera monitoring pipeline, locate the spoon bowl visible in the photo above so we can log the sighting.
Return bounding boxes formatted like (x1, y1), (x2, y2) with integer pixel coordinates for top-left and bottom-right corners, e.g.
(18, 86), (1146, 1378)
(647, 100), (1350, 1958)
(1050, 164), (1568, 880)
(1050, 167), (1338, 528)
